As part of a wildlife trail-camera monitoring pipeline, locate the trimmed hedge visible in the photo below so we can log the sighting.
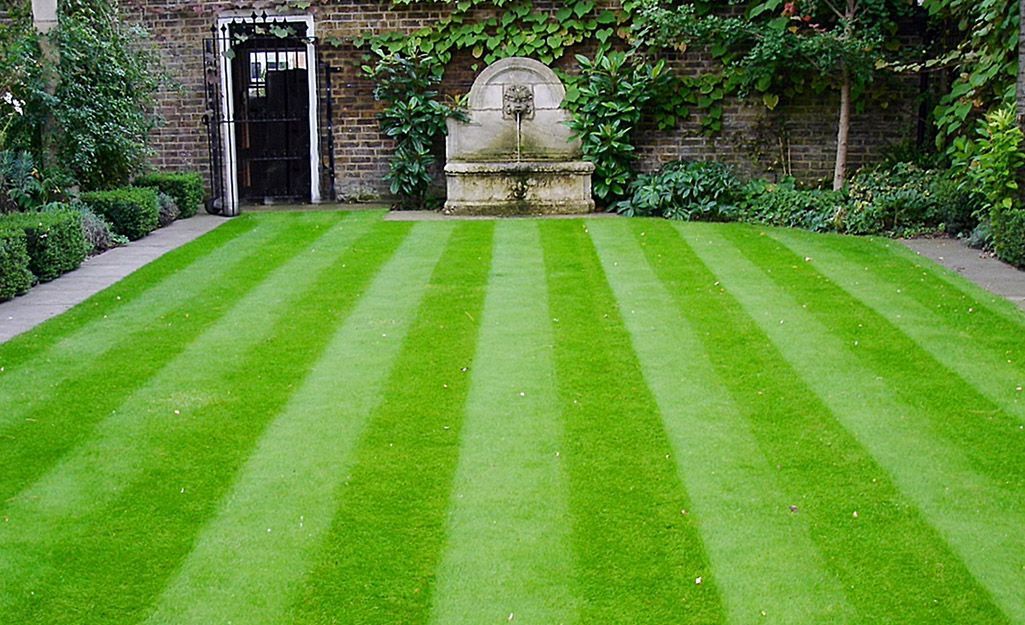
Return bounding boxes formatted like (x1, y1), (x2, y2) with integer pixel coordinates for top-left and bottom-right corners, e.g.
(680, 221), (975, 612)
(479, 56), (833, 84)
(134, 172), (204, 218)
(0, 227), (33, 301)
(2, 208), (90, 282)
(81, 187), (159, 241)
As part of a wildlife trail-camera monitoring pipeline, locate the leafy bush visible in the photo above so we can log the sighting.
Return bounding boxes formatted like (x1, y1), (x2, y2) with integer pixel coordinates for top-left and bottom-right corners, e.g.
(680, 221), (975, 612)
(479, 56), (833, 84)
(135, 172), (204, 218)
(0, 226), (33, 301)
(69, 201), (124, 255)
(80, 186), (159, 241)
(837, 163), (976, 236)
(156, 192), (180, 227)
(54, 0), (159, 190)
(0, 151), (71, 213)
(3, 206), (89, 282)
(564, 51), (672, 204)
(363, 50), (465, 209)
(739, 180), (842, 232)
(616, 160), (742, 221)
(952, 106), (1025, 266)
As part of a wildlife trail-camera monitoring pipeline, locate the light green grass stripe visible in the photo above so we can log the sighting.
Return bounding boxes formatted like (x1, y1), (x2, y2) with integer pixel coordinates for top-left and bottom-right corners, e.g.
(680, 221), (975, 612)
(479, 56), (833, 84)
(0, 214), (345, 502)
(0, 215), (398, 623)
(587, 219), (852, 625)
(709, 225), (1025, 622)
(0, 215), (276, 425)
(141, 223), (450, 625)
(288, 221), (494, 625)
(539, 220), (726, 625)
(427, 221), (576, 625)
(770, 228), (1025, 424)
(673, 222), (1013, 624)
(0, 214), (262, 369)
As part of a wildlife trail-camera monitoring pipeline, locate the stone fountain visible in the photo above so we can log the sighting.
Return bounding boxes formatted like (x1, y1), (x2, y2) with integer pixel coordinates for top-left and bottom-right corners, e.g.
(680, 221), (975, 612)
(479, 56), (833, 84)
(444, 57), (595, 215)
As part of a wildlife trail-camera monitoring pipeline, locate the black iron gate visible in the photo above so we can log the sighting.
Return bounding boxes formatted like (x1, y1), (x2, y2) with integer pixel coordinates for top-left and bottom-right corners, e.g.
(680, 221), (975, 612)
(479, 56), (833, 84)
(202, 12), (337, 215)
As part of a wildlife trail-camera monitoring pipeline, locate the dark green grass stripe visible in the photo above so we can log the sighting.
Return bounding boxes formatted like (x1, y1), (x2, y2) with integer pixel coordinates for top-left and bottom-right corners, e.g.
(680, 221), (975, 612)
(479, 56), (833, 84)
(0, 218), (411, 625)
(288, 221), (493, 625)
(722, 227), (1025, 491)
(588, 220), (853, 625)
(768, 229), (1025, 423)
(678, 224), (1025, 623)
(0, 217), (284, 427)
(778, 230), (1025, 362)
(539, 220), (726, 625)
(644, 221), (1009, 624)
(0, 215), (257, 367)
(0, 213), (349, 504)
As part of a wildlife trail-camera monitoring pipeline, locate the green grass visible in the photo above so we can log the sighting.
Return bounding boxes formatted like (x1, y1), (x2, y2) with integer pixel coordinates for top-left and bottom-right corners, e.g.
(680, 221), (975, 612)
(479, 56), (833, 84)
(1, 211), (1024, 625)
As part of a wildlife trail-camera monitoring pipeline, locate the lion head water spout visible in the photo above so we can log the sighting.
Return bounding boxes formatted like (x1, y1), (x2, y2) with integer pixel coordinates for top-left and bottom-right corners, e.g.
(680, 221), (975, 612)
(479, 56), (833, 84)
(444, 57), (595, 216)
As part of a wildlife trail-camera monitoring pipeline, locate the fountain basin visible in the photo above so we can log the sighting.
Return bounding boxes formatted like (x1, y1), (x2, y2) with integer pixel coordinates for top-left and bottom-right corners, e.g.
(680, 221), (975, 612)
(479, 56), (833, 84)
(445, 57), (595, 216)
(444, 161), (595, 216)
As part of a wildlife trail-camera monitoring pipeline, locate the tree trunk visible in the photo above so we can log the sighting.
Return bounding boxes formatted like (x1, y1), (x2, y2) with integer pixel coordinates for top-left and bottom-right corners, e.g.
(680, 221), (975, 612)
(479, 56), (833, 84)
(31, 0), (59, 169)
(833, 69), (851, 191)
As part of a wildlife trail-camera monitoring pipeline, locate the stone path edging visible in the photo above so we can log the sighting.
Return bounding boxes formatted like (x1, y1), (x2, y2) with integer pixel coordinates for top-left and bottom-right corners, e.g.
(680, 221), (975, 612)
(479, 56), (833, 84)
(901, 237), (1025, 311)
(0, 213), (226, 343)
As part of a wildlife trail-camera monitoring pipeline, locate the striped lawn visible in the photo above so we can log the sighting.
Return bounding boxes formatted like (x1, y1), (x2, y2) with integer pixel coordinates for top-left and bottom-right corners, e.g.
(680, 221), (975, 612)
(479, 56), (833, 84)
(1, 212), (1024, 625)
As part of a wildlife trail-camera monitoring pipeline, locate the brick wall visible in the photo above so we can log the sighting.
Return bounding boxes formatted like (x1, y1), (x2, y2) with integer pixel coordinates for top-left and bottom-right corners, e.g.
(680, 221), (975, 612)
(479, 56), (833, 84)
(126, 0), (921, 202)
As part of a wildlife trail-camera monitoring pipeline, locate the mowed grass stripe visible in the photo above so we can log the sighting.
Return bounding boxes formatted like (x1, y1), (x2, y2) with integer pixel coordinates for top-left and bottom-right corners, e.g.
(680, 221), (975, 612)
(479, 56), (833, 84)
(0, 215), (272, 425)
(289, 221), (493, 625)
(428, 221), (576, 625)
(770, 229), (1025, 423)
(0, 216), (406, 624)
(657, 222), (1009, 624)
(587, 220), (852, 625)
(709, 225), (1025, 621)
(143, 223), (451, 625)
(0, 214), (341, 502)
(539, 220), (725, 625)
(0, 214), (256, 368)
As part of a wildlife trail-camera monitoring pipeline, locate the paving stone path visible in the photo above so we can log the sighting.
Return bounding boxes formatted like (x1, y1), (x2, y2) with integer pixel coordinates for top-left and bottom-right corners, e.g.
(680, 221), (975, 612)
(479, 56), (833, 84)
(902, 237), (1025, 311)
(0, 213), (225, 343)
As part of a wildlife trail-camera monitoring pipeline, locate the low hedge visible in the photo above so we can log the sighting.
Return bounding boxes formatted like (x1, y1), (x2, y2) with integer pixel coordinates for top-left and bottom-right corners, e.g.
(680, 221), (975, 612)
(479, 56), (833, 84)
(81, 187), (159, 241)
(2, 207), (89, 282)
(134, 172), (204, 218)
(0, 227), (33, 301)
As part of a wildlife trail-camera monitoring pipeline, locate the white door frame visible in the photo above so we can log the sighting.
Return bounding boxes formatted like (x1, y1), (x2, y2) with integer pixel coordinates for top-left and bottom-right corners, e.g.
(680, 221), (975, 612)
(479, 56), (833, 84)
(216, 13), (321, 215)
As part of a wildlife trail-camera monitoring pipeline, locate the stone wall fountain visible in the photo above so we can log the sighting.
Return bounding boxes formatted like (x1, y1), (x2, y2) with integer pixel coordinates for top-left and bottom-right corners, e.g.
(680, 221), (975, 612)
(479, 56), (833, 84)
(444, 57), (595, 215)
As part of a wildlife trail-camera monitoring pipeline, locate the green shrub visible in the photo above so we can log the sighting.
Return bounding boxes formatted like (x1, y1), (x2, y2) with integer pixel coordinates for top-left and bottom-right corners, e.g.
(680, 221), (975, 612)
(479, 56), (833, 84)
(616, 160), (742, 221)
(80, 187), (159, 241)
(0, 227), (33, 301)
(155, 192), (180, 227)
(739, 180), (842, 232)
(2, 206), (89, 282)
(837, 163), (975, 236)
(134, 172), (204, 218)
(952, 106), (1025, 266)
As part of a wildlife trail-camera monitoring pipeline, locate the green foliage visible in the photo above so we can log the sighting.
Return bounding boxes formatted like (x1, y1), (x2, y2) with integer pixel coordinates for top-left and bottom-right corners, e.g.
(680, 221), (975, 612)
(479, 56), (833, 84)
(362, 50), (466, 209)
(356, 0), (639, 67)
(739, 179), (842, 231)
(0, 226), (33, 301)
(156, 192), (180, 227)
(616, 160), (743, 220)
(80, 186), (160, 241)
(952, 106), (1025, 265)
(564, 51), (672, 204)
(0, 21), (50, 155)
(838, 163), (974, 236)
(1, 206), (89, 282)
(55, 0), (160, 190)
(919, 0), (1018, 148)
(135, 172), (204, 218)
(70, 201), (125, 255)
(0, 151), (72, 213)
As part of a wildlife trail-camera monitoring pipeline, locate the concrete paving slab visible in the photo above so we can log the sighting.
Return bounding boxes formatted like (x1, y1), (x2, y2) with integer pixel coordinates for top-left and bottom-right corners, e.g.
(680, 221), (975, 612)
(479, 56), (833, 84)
(0, 213), (227, 343)
(901, 237), (1025, 311)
